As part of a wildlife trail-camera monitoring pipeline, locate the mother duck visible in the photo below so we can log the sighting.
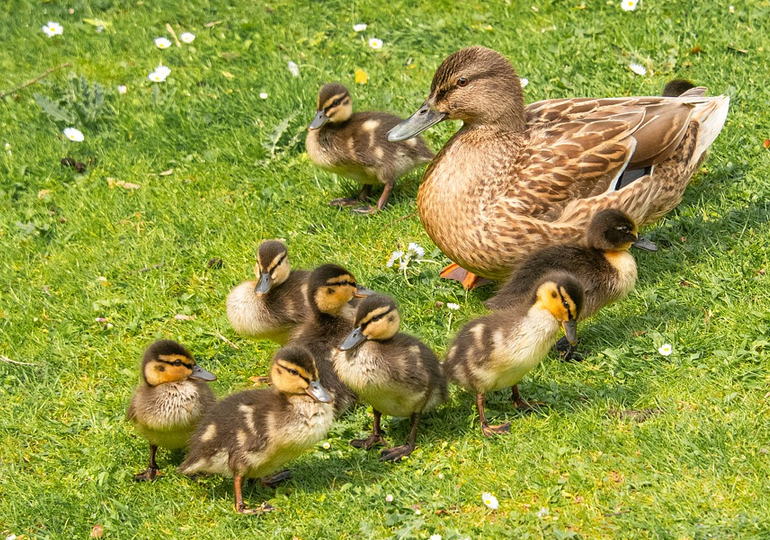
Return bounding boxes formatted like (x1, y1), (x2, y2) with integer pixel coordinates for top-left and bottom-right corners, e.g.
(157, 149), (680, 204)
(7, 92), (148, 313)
(388, 46), (729, 287)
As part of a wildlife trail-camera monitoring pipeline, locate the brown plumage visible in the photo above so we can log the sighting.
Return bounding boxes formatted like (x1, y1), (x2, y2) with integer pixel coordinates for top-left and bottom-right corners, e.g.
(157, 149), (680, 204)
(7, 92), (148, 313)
(662, 79), (697, 97)
(444, 272), (584, 437)
(486, 209), (638, 320)
(388, 46), (729, 282)
(226, 240), (310, 345)
(287, 264), (367, 416)
(127, 340), (216, 481)
(178, 345), (334, 514)
(306, 83), (434, 214)
(333, 294), (447, 461)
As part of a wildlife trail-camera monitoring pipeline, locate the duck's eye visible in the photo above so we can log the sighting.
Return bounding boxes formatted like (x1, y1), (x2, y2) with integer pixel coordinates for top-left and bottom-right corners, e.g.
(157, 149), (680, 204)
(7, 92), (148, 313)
(562, 301), (570, 310)
(288, 368), (299, 376)
(173, 360), (182, 366)
(331, 98), (342, 108)
(457, 77), (468, 87)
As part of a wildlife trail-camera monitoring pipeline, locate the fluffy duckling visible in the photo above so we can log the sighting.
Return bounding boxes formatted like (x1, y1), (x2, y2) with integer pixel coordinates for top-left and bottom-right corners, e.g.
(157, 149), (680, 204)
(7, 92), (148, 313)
(333, 294), (447, 462)
(226, 240), (310, 345)
(178, 345), (333, 514)
(288, 264), (371, 415)
(444, 273), (584, 437)
(662, 79), (696, 97)
(127, 340), (216, 481)
(306, 83), (435, 214)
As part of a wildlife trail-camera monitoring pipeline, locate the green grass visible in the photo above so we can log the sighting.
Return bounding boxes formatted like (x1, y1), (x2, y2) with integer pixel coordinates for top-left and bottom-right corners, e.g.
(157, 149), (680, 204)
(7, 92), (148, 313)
(1, 0), (770, 538)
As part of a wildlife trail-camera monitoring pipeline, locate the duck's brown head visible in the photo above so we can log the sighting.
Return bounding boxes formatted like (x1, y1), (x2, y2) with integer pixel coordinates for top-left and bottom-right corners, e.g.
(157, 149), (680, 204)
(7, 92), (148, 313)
(255, 240), (291, 295)
(269, 345), (332, 403)
(533, 272), (584, 345)
(141, 340), (216, 387)
(587, 209), (638, 251)
(308, 264), (372, 317)
(309, 83), (353, 129)
(339, 294), (401, 350)
(388, 46), (525, 141)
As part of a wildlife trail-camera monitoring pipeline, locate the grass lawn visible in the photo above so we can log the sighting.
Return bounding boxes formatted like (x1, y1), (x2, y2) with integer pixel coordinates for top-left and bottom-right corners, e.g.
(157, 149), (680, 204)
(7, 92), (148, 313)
(1, 0), (769, 538)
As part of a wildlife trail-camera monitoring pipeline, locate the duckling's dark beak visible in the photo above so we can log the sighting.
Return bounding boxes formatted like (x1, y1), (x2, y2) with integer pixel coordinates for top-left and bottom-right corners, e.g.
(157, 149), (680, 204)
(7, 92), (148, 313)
(306, 380), (333, 403)
(353, 285), (375, 298)
(562, 319), (578, 346)
(255, 272), (272, 295)
(339, 326), (367, 351)
(387, 98), (446, 141)
(190, 364), (217, 382)
(309, 110), (329, 130)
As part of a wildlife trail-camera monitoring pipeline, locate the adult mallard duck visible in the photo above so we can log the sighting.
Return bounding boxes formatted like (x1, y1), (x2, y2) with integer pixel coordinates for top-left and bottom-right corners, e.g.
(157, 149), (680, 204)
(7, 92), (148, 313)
(388, 46), (730, 287)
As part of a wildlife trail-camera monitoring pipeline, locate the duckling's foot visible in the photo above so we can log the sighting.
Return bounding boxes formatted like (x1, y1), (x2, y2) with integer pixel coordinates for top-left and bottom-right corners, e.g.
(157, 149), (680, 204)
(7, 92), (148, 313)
(133, 466), (159, 482)
(235, 501), (276, 515)
(380, 443), (415, 462)
(633, 236), (658, 252)
(351, 205), (378, 215)
(439, 263), (492, 290)
(350, 433), (389, 450)
(481, 422), (511, 437)
(510, 385), (545, 411)
(555, 337), (585, 362)
(330, 197), (365, 207)
(260, 469), (291, 488)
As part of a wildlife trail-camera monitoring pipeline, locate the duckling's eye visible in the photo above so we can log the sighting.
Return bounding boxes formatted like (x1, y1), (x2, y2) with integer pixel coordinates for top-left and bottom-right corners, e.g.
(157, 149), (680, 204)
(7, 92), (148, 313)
(562, 300), (570, 310)
(288, 368), (299, 376)
(457, 77), (468, 87)
(331, 98), (342, 108)
(173, 359), (182, 366)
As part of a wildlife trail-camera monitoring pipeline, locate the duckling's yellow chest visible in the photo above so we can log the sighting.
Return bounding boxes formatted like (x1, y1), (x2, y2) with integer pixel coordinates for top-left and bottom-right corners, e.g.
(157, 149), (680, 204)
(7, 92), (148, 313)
(603, 250), (638, 297)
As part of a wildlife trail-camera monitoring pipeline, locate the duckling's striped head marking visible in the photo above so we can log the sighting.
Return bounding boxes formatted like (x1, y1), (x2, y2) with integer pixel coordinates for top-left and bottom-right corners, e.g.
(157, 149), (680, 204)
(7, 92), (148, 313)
(309, 264), (359, 316)
(141, 340), (216, 387)
(270, 345), (332, 403)
(534, 272), (584, 344)
(310, 83), (352, 129)
(255, 240), (291, 294)
(587, 209), (638, 251)
(354, 294), (400, 341)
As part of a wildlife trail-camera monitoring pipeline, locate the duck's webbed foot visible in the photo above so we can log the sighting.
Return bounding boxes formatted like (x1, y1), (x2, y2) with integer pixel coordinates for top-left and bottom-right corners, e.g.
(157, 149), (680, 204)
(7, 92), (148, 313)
(555, 336), (585, 362)
(351, 205), (378, 215)
(260, 469), (291, 488)
(133, 466), (160, 482)
(235, 501), (276, 515)
(481, 422), (511, 437)
(380, 443), (415, 462)
(439, 263), (492, 290)
(351, 432), (389, 450)
(510, 385), (545, 411)
(330, 196), (365, 207)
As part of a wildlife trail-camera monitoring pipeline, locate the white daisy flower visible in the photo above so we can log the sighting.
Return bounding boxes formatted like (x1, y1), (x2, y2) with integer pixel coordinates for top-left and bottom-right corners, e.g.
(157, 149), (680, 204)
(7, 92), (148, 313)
(386, 250), (404, 268)
(259, 92), (268, 99)
(621, 0), (639, 11)
(117, 85), (127, 94)
(482, 492), (499, 510)
(154, 65), (171, 77)
(429, 535), (442, 540)
(446, 303), (460, 311)
(536, 506), (549, 518)
(63, 127), (84, 142)
(368, 38), (383, 50)
(629, 63), (647, 76)
(729, 5), (735, 13)
(180, 32), (195, 44)
(322, 442), (330, 449)
(42, 21), (63, 37)
(407, 242), (425, 258)
(353, 23), (368, 32)
(520, 77), (529, 88)
(658, 343), (673, 356)
(398, 260), (409, 272)
(385, 494), (393, 502)
(288, 61), (300, 77)
(154, 37), (172, 49)
(148, 67), (170, 82)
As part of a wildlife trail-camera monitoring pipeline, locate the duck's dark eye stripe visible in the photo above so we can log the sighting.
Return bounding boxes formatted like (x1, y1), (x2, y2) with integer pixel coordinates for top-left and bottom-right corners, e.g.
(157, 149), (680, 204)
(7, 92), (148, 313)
(268, 253), (286, 273)
(160, 359), (193, 369)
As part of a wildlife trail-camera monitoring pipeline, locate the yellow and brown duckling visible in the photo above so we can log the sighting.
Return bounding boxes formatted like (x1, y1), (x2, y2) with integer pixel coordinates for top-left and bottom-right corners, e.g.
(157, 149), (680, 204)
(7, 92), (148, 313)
(306, 83), (434, 214)
(333, 294), (447, 461)
(178, 345), (333, 514)
(388, 46), (729, 287)
(288, 263), (371, 416)
(226, 240), (310, 345)
(444, 272), (584, 437)
(127, 340), (216, 481)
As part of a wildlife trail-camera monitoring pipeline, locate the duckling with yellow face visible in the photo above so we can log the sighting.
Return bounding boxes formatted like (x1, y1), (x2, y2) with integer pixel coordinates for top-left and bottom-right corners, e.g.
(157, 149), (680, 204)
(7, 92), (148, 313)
(306, 83), (434, 214)
(226, 240), (310, 345)
(178, 345), (333, 514)
(334, 294), (447, 461)
(127, 340), (216, 481)
(288, 264), (372, 416)
(444, 273), (584, 437)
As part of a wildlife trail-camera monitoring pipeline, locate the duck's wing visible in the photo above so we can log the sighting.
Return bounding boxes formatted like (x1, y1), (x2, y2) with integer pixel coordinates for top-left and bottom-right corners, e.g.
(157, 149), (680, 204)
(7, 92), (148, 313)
(510, 96), (700, 215)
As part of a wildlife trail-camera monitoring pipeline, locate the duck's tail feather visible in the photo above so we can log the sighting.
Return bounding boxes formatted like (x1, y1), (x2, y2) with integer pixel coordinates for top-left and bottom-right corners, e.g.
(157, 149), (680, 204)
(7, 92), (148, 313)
(691, 95), (730, 165)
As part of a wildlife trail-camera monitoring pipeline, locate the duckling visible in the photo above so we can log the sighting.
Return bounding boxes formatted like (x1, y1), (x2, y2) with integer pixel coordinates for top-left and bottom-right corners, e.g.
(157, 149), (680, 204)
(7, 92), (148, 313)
(306, 83), (435, 214)
(178, 345), (333, 514)
(333, 294), (447, 461)
(127, 340), (216, 481)
(226, 240), (310, 345)
(662, 79), (696, 97)
(288, 264), (371, 415)
(444, 273), (584, 437)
